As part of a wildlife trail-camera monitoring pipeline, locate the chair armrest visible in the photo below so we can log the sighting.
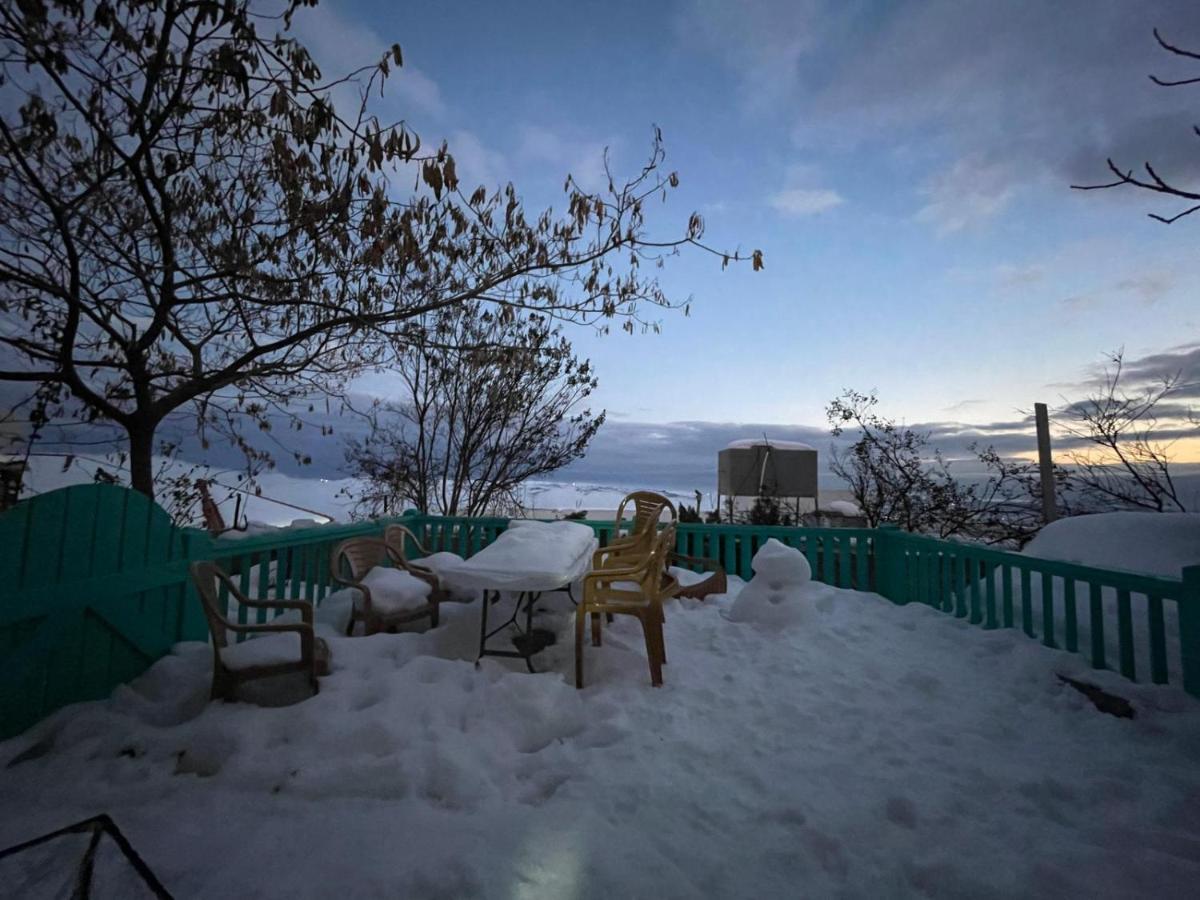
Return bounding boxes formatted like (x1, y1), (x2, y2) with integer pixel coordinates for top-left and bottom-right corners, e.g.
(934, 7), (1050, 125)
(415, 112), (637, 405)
(233, 597), (314, 623)
(384, 548), (440, 592)
(222, 621), (315, 664)
(584, 564), (645, 587)
(669, 552), (723, 573)
(222, 619), (313, 636)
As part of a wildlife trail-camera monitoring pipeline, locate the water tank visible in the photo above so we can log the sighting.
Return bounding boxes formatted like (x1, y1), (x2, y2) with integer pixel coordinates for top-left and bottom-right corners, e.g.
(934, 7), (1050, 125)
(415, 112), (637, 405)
(718, 439), (818, 502)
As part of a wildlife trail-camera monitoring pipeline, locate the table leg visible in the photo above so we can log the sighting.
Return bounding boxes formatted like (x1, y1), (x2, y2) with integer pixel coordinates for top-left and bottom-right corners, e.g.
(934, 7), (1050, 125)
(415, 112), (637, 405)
(475, 589), (493, 667)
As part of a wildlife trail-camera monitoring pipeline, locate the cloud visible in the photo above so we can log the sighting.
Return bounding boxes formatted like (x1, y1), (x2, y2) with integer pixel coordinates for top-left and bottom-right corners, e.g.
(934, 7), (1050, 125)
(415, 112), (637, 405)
(769, 187), (844, 216)
(289, 3), (445, 121)
(683, 0), (1200, 225)
(1060, 270), (1177, 310)
(515, 125), (617, 192)
(673, 0), (828, 112)
(915, 157), (1017, 233)
(444, 129), (508, 189)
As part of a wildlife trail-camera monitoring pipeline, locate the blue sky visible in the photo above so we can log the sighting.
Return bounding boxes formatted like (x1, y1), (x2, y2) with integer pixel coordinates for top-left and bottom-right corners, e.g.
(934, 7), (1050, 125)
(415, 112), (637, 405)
(300, 0), (1200, 436)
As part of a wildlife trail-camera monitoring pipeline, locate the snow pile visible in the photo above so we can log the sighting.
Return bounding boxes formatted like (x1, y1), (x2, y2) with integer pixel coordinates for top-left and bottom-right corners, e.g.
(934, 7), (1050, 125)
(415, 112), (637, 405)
(3, 574), (1200, 896)
(1024, 512), (1200, 579)
(442, 520), (596, 592)
(824, 499), (862, 517)
(725, 438), (816, 451)
(727, 539), (821, 628)
(356, 567), (433, 614)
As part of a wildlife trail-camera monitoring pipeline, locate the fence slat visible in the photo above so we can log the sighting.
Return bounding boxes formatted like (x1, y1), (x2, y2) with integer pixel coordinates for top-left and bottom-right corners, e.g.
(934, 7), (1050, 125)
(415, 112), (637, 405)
(1001, 565), (1014, 628)
(1063, 579), (1078, 653)
(1117, 589), (1136, 680)
(1041, 573), (1055, 648)
(1020, 568), (1034, 637)
(1148, 595), (1168, 685)
(1089, 582), (1106, 670)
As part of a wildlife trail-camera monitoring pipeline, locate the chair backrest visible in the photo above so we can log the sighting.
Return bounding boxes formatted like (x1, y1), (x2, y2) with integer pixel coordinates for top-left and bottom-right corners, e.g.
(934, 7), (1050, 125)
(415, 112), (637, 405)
(189, 560), (249, 648)
(615, 491), (677, 536)
(639, 523), (678, 596)
(331, 537), (388, 582)
(383, 524), (427, 565)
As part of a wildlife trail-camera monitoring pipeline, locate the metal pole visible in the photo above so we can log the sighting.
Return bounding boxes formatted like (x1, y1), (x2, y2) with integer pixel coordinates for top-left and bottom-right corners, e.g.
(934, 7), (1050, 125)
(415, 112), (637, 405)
(1035, 402), (1057, 524)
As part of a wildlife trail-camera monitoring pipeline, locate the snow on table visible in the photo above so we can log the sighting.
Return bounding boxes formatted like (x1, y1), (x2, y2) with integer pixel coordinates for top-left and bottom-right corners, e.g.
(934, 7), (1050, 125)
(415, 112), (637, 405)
(439, 519), (598, 593)
(2, 577), (1199, 897)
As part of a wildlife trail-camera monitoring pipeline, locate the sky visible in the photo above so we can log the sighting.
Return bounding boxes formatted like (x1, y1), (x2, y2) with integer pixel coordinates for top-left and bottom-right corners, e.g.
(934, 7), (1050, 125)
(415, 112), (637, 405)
(6, 0), (1200, 499)
(287, 0), (1200, 457)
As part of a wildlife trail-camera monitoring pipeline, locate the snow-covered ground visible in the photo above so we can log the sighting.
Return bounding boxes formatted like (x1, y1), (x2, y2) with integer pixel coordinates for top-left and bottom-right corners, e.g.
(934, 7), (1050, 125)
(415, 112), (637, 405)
(3, 551), (1199, 897)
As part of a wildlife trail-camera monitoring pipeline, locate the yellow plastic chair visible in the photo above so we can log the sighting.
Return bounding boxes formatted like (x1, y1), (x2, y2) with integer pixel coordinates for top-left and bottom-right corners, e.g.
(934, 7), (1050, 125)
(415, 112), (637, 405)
(576, 524), (679, 689)
(593, 491), (677, 570)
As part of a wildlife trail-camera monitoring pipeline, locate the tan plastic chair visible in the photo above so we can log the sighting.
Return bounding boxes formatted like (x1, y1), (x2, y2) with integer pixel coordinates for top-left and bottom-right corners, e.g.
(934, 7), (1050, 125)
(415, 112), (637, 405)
(593, 491), (677, 569)
(576, 524), (679, 689)
(330, 536), (441, 636)
(190, 560), (331, 701)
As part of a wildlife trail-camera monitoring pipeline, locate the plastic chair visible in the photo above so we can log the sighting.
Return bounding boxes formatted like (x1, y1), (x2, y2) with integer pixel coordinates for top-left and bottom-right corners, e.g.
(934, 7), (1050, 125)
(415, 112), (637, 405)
(576, 524), (679, 689)
(593, 491), (677, 569)
(383, 524), (469, 602)
(190, 560), (331, 701)
(330, 536), (441, 635)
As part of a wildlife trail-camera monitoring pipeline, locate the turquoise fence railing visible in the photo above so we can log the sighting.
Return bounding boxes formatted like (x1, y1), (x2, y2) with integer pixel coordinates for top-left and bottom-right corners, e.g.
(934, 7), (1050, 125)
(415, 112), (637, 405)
(2, 485), (1197, 741)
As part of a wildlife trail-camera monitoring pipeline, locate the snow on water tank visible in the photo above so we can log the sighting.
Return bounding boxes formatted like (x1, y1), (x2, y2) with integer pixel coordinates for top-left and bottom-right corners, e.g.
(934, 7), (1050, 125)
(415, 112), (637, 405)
(718, 439), (818, 500)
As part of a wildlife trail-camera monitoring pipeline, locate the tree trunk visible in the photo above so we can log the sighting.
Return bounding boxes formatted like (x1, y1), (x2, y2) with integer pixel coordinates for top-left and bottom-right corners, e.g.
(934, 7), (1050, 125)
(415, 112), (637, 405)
(128, 422), (156, 499)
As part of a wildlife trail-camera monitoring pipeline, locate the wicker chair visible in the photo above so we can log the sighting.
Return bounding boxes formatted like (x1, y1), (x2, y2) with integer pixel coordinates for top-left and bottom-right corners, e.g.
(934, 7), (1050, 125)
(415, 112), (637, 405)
(190, 560), (331, 701)
(330, 536), (441, 636)
(576, 524), (679, 689)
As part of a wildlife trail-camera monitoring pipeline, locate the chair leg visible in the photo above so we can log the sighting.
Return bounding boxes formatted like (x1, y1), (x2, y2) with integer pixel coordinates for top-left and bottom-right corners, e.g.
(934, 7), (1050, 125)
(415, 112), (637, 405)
(591, 611), (602, 647)
(345, 611), (356, 637)
(575, 606), (586, 689)
(640, 617), (663, 687)
(654, 605), (667, 665)
(429, 603), (440, 628)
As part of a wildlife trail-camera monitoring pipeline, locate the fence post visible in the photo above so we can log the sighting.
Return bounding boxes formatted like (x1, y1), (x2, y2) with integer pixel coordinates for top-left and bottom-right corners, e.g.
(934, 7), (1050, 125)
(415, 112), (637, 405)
(874, 524), (908, 604)
(1181, 566), (1200, 699)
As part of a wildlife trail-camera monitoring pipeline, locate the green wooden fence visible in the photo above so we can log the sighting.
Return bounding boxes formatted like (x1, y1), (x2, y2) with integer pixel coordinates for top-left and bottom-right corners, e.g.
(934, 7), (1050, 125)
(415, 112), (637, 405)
(2, 485), (1198, 740)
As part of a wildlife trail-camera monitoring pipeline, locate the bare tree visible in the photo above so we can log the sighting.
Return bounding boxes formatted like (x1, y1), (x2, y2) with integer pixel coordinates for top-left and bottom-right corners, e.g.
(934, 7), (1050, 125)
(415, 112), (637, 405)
(0, 0), (760, 499)
(827, 390), (1066, 545)
(1058, 351), (1190, 512)
(1072, 29), (1200, 223)
(344, 306), (603, 517)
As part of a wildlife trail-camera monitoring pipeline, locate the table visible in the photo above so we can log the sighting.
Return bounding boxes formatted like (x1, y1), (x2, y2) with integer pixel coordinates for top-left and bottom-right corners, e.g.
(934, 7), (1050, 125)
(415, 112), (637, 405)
(439, 521), (597, 672)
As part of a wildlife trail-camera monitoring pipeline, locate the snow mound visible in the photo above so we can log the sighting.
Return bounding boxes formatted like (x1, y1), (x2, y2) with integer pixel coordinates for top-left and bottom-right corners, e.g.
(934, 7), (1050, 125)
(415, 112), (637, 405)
(1023, 512), (1200, 579)
(728, 539), (817, 628)
(824, 499), (862, 517)
(725, 438), (816, 451)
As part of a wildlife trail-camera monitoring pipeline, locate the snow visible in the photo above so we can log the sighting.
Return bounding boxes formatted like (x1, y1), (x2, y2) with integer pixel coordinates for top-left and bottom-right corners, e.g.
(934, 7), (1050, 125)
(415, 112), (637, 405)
(1023, 511), (1200, 579)
(219, 633), (303, 671)
(3, 559), (1200, 897)
(728, 539), (815, 628)
(357, 567), (433, 614)
(441, 520), (597, 592)
(725, 438), (816, 451)
(824, 499), (862, 517)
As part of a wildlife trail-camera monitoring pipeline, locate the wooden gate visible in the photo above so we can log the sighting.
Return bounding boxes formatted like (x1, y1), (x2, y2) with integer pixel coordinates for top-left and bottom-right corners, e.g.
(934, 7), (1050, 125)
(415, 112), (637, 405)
(0, 484), (211, 738)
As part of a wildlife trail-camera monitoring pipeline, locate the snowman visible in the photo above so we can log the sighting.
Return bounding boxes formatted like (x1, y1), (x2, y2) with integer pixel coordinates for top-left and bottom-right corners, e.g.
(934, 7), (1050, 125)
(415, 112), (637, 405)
(728, 538), (815, 628)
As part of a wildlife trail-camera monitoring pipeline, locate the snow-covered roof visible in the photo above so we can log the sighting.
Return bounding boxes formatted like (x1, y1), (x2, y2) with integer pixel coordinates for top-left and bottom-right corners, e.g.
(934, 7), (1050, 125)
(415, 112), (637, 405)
(724, 438), (816, 452)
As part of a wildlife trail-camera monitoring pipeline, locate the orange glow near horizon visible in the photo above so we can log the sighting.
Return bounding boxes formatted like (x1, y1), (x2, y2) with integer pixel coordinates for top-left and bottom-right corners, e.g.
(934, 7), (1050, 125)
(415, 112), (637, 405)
(1010, 436), (1200, 466)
